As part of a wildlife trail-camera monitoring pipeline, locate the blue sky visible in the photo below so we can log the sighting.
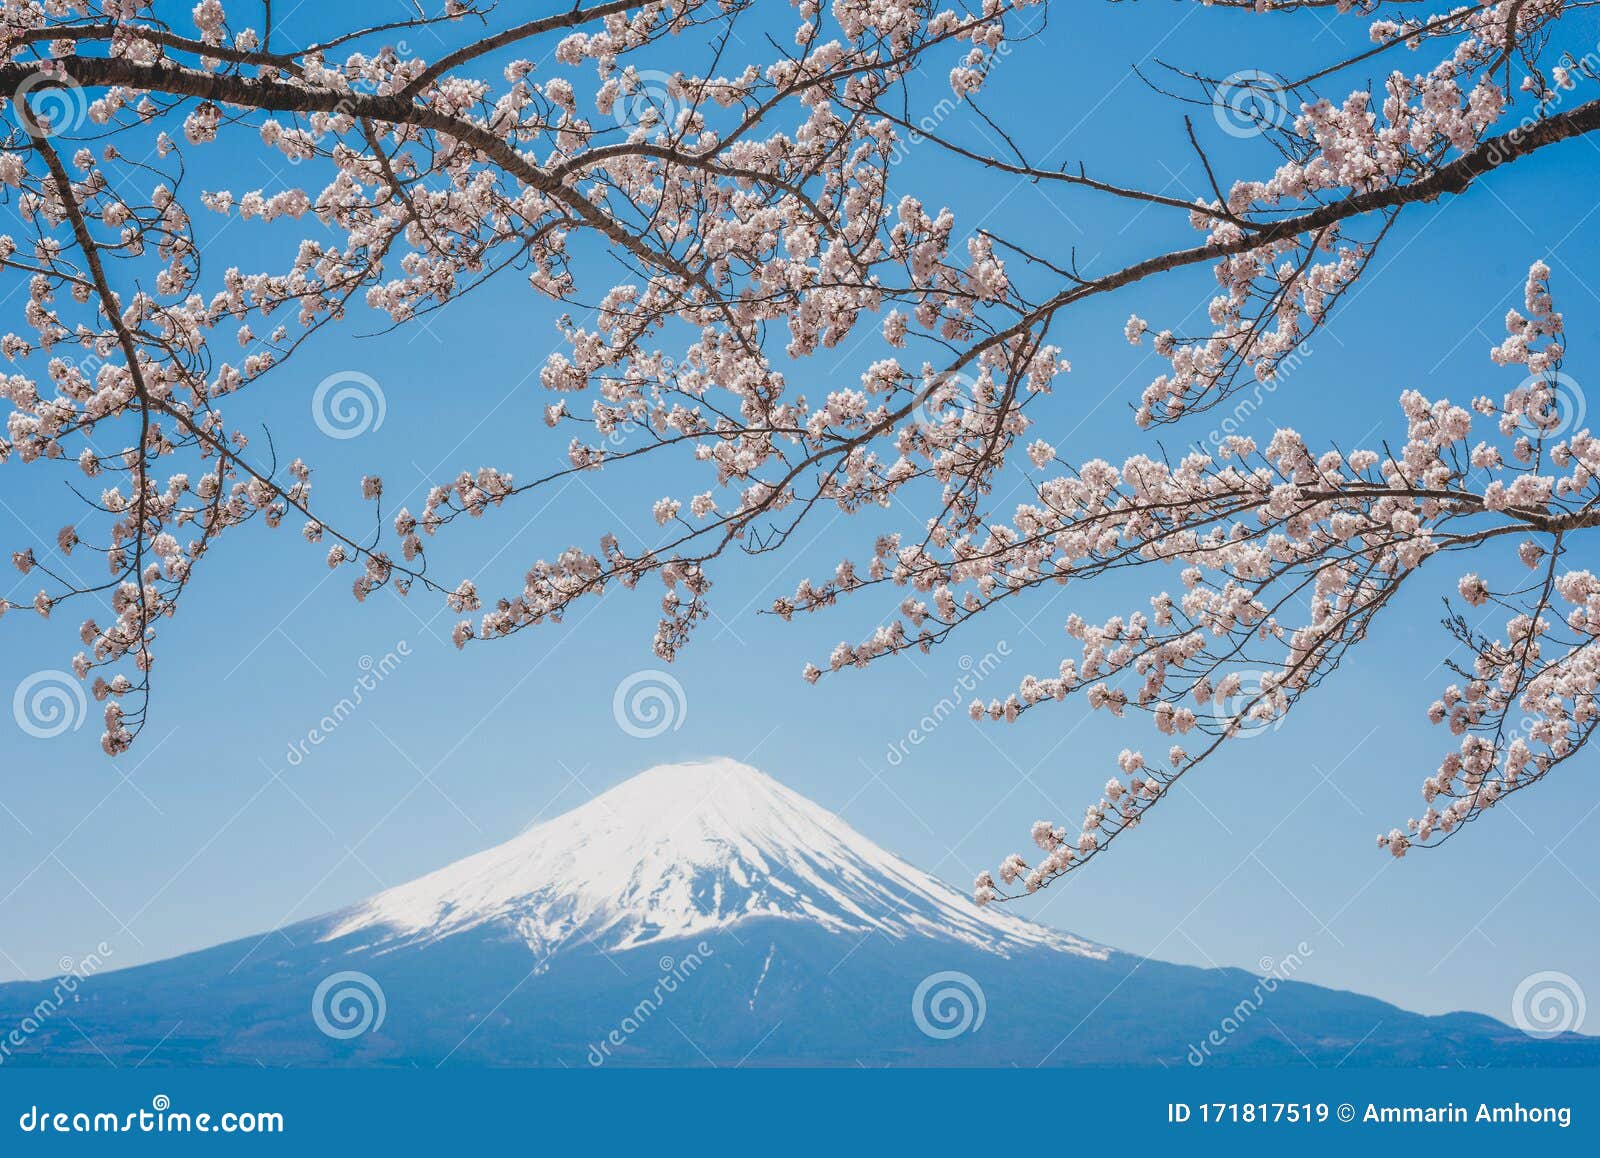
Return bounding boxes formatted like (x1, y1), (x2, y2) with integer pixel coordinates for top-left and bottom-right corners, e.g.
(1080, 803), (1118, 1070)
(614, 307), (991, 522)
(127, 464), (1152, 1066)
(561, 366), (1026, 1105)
(2, 0), (1599, 1026)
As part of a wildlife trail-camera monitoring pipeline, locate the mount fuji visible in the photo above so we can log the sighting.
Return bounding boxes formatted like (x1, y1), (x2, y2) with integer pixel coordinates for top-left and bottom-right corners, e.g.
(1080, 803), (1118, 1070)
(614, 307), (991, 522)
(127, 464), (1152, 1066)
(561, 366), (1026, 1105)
(2, 758), (1594, 1066)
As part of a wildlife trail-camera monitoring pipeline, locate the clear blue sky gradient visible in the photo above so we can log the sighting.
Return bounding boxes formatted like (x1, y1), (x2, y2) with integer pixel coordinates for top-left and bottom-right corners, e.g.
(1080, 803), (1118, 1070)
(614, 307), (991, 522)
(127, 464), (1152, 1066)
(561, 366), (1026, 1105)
(2, 1), (1598, 1025)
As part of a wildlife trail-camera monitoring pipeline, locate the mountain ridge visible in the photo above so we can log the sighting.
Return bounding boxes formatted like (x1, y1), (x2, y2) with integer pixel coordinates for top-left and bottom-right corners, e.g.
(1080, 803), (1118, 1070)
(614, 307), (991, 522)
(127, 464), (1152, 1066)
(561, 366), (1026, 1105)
(1, 757), (1594, 1067)
(320, 756), (1104, 961)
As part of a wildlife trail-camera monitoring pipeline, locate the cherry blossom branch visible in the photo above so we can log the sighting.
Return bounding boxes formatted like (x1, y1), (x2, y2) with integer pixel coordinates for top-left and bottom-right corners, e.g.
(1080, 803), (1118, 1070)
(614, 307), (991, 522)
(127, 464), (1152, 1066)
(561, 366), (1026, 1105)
(2, 0), (1596, 894)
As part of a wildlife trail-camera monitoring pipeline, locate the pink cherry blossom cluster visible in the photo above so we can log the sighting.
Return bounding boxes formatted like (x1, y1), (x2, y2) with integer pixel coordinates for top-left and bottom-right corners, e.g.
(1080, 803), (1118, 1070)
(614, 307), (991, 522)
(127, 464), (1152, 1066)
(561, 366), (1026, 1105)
(0, 0), (1027, 752)
(1134, 1), (1557, 429)
(973, 262), (1600, 898)
(2, 1), (1596, 894)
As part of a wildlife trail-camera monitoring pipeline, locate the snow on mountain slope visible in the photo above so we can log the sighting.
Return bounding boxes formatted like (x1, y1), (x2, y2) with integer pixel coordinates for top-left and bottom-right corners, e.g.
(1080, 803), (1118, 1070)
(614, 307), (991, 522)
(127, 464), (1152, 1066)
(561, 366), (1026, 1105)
(324, 757), (1104, 961)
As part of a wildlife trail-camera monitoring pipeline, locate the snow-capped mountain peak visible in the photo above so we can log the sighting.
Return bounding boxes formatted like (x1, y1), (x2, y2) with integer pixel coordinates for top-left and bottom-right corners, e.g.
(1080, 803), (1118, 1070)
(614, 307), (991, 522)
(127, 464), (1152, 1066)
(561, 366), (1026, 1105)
(13, 759), (1591, 1069)
(325, 757), (1104, 961)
